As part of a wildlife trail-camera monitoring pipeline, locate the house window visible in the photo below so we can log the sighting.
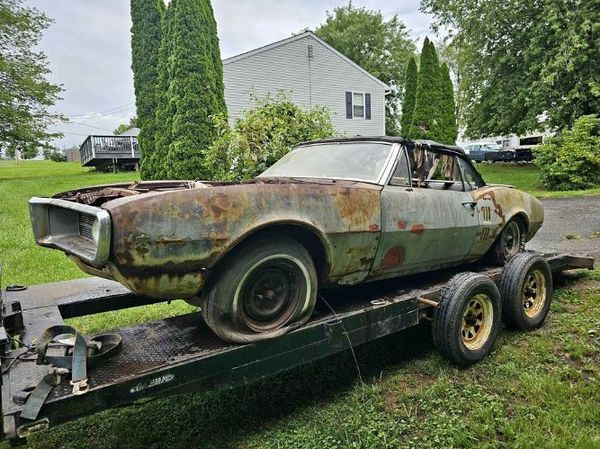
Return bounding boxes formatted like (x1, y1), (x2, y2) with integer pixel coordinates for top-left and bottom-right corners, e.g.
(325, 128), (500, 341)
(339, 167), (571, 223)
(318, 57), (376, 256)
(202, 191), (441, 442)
(345, 91), (372, 120)
(353, 93), (364, 118)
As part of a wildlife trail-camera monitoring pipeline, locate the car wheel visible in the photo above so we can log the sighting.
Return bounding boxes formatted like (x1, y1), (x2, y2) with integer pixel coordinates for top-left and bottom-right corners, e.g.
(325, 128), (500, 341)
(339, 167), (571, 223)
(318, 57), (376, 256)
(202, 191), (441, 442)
(499, 252), (553, 330)
(195, 236), (317, 343)
(488, 217), (525, 265)
(432, 272), (501, 366)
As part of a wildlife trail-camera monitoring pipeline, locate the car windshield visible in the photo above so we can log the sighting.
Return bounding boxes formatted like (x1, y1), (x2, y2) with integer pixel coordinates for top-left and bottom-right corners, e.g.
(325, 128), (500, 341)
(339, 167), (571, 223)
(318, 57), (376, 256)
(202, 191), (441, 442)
(483, 144), (501, 151)
(259, 142), (394, 183)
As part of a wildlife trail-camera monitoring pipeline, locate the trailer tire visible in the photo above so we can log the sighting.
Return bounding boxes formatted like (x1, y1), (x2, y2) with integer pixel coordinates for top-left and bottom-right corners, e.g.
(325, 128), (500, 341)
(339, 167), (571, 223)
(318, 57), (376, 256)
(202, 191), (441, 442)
(499, 252), (553, 330)
(196, 236), (317, 343)
(432, 272), (501, 366)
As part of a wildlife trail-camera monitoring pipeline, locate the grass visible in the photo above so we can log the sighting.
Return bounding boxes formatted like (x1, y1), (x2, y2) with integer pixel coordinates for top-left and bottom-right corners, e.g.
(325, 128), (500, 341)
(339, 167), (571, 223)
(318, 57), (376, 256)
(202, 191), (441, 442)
(1, 160), (599, 448)
(476, 163), (600, 198)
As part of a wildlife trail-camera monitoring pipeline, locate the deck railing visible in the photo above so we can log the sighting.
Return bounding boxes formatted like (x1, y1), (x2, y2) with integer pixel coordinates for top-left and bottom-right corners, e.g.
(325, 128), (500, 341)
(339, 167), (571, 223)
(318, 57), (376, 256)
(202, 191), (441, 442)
(79, 135), (140, 166)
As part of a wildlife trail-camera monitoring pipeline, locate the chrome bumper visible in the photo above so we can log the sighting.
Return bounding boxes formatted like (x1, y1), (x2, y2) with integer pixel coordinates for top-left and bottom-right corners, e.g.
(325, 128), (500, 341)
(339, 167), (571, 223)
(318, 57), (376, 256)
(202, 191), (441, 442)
(29, 197), (111, 267)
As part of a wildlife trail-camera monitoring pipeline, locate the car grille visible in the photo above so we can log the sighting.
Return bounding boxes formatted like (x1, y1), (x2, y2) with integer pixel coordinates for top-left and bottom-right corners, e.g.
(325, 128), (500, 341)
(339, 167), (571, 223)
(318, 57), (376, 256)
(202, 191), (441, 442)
(78, 213), (96, 240)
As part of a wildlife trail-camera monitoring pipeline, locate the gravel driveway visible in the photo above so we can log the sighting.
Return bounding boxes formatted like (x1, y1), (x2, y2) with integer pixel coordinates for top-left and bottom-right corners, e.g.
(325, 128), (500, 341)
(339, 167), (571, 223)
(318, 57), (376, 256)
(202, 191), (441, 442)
(527, 196), (600, 261)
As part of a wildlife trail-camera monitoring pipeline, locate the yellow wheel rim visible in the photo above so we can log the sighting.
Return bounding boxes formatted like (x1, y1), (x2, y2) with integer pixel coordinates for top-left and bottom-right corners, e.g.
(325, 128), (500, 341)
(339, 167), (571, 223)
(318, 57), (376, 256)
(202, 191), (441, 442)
(522, 270), (547, 318)
(461, 294), (493, 351)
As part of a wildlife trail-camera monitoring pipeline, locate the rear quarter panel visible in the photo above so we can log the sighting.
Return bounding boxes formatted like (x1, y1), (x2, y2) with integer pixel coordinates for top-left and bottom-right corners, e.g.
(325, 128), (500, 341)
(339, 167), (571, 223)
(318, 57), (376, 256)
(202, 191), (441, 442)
(470, 185), (544, 256)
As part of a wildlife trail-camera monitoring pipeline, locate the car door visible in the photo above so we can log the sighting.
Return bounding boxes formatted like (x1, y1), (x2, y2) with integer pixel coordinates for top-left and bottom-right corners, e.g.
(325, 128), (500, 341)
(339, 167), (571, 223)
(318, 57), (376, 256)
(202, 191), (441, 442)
(370, 146), (480, 278)
(457, 156), (504, 257)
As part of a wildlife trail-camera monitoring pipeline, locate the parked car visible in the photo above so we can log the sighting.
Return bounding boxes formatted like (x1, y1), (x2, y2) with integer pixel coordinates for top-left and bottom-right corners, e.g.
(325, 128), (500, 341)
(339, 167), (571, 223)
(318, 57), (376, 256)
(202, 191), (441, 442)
(464, 143), (514, 162)
(511, 146), (536, 162)
(29, 138), (544, 343)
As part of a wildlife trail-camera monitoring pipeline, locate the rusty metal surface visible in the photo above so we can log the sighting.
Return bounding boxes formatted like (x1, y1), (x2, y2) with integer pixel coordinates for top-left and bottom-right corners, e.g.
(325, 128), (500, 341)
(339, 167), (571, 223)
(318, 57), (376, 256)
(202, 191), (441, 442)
(101, 181), (382, 297)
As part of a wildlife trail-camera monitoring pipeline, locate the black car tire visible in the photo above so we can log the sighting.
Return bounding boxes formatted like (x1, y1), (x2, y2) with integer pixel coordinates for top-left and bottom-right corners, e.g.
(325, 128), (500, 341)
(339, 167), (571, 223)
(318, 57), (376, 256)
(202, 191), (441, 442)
(432, 272), (501, 366)
(499, 252), (553, 330)
(196, 236), (317, 343)
(488, 217), (525, 265)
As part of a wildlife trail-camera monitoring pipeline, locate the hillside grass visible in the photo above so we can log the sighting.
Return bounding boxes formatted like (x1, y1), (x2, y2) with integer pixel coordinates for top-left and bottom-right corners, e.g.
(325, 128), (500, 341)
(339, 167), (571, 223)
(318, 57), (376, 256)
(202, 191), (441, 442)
(0, 160), (598, 448)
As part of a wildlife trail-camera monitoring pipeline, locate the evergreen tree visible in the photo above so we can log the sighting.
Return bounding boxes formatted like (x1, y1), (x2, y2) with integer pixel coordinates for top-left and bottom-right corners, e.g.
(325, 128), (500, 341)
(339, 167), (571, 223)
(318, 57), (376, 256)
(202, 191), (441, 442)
(163, 0), (226, 180)
(130, 0), (164, 179)
(438, 62), (457, 144)
(400, 57), (418, 138)
(411, 38), (442, 141)
(150, 0), (175, 179)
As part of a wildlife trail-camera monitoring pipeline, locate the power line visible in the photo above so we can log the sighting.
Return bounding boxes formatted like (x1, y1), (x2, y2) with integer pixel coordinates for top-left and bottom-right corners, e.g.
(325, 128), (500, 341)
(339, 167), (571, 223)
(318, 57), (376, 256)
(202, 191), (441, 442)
(49, 130), (90, 137)
(67, 121), (114, 132)
(63, 102), (136, 119)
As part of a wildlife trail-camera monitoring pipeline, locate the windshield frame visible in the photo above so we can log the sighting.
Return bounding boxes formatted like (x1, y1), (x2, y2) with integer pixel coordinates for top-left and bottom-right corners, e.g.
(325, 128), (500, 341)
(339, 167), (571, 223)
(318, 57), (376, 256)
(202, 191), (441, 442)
(258, 141), (401, 185)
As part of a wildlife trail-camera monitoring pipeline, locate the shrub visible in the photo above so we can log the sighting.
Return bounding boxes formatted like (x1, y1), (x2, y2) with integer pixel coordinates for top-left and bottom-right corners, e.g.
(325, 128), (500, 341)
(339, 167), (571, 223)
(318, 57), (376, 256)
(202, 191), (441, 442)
(534, 115), (600, 190)
(42, 147), (67, 162)
(206, 94), (337, 181)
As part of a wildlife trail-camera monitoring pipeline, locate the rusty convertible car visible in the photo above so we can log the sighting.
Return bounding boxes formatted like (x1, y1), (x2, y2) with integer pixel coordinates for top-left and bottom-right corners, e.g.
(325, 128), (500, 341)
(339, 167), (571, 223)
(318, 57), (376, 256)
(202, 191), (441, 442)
(29, 137), (543, 342)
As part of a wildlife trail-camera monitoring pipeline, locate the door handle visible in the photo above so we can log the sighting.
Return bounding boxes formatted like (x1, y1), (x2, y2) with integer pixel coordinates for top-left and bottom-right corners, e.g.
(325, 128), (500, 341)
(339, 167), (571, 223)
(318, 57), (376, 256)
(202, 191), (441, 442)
(462, 201), (477, 208)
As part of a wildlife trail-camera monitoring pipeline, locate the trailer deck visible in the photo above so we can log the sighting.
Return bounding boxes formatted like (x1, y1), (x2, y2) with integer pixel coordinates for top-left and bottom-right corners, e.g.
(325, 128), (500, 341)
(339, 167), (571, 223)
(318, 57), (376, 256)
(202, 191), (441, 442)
(0, 253), (593, 442)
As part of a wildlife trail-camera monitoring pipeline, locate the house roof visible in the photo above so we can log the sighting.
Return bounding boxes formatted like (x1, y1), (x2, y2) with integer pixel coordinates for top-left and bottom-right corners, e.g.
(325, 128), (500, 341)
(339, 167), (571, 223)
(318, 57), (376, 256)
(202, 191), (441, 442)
(223, 31), (390, 90)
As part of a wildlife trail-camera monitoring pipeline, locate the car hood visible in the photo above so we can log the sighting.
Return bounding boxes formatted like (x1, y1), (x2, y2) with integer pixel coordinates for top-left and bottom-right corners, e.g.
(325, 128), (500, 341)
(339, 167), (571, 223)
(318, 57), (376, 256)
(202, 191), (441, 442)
(52, 177), (374, 207)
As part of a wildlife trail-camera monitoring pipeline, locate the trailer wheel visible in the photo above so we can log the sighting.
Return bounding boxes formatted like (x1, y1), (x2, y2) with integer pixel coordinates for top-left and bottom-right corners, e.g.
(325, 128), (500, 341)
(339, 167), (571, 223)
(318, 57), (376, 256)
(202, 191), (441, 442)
(196, 236), (317, 343)
(432, 272), (501, 366)
(488, 217), (525, 265)
(499, 252), (553, 330)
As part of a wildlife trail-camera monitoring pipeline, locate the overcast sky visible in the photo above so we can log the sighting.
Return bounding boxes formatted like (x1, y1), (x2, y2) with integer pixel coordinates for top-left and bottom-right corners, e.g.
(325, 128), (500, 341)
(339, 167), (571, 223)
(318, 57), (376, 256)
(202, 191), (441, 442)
(27, 0), (433, 148)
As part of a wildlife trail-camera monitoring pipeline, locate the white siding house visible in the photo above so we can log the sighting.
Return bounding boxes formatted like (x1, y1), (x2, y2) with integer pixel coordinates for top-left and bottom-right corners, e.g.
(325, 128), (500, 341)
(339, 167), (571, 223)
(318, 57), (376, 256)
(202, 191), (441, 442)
(223, 31), (390, 136)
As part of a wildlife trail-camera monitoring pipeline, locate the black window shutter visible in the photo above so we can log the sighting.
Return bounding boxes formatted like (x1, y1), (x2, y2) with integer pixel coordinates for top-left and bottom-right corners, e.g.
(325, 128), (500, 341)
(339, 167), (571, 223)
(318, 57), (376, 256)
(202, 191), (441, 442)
(345, 92), (353, 119)
(365, 93), (371, 120)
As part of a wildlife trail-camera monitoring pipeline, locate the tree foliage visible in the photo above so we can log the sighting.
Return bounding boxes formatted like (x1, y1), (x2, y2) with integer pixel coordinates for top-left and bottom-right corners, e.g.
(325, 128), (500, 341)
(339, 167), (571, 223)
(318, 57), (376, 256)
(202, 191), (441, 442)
(113, 116), (138, 135)
(411, 38), (442, 141)
(400, 57), (418, 137)
(149, 0), (227, 180)
(315, 2), (415, 135)
(130, 0), (164, 178)
(534, 115), (600, 191)
(206, 94), (336, 181)
(0, 0), (63, 158)
(438, 62), (457, 144)
(42, 147), (67, 162)
(422, 0), (600, 137)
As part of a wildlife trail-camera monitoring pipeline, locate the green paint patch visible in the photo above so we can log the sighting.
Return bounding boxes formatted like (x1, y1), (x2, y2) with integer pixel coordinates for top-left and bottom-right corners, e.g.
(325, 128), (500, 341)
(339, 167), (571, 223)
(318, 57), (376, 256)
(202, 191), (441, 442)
(565, 234), (582, 240)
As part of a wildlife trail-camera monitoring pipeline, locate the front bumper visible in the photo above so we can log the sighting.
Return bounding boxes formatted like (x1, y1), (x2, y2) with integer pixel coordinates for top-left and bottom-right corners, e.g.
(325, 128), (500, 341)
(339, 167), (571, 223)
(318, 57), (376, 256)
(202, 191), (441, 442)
(29, 198), (111, 267)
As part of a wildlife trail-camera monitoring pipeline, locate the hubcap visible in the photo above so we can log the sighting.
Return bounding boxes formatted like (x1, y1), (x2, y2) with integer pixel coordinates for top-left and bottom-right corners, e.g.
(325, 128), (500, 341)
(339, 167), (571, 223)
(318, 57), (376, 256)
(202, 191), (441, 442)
(522, 269), (547, 318)
(503, 221), (522, 259)
(461, 294), (493, 351)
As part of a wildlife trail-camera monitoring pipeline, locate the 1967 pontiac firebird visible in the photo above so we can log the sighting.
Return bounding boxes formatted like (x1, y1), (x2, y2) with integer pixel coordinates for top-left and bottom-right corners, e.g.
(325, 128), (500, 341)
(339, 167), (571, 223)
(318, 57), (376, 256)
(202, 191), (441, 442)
(29, 137), (543, 342)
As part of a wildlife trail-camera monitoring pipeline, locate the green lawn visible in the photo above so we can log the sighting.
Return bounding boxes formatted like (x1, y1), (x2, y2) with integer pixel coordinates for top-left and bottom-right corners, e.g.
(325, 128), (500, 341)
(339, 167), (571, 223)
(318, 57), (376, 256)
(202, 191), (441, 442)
(477, 163), (600, 198)
(1, 160), (599, 448)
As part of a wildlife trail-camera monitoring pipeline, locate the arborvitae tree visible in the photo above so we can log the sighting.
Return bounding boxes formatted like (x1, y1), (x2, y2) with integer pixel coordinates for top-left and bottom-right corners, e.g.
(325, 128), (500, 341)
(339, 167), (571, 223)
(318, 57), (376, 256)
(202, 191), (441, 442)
(130, 0), (164, 179)
(400, 57), (418, 138)
(150, 0), (175, 179)
(163, 0), (226, 180)
(411, 38), (442, 141)
(438, 62), (457, 144)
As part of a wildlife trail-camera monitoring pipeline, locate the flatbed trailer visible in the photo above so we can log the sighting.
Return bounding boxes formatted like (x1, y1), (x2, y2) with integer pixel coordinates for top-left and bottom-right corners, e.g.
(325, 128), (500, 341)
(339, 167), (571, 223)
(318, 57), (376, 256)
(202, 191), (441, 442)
(0, 253), (594, 443)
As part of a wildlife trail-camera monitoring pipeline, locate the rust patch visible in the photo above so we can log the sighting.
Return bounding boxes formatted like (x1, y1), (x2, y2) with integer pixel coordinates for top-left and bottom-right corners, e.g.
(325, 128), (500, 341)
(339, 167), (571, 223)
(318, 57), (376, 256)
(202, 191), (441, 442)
(368, 224), (380, 233)
(410, 224), (425, 235)
(397, 220), (407, 230)
(334, 188), (378, 227)
(381, 246), (405, 268)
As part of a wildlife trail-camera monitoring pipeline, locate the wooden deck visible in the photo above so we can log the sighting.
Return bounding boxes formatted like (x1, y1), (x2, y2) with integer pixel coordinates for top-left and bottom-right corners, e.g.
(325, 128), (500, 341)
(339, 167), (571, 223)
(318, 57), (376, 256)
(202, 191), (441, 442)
(80, 135), (140, 168)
